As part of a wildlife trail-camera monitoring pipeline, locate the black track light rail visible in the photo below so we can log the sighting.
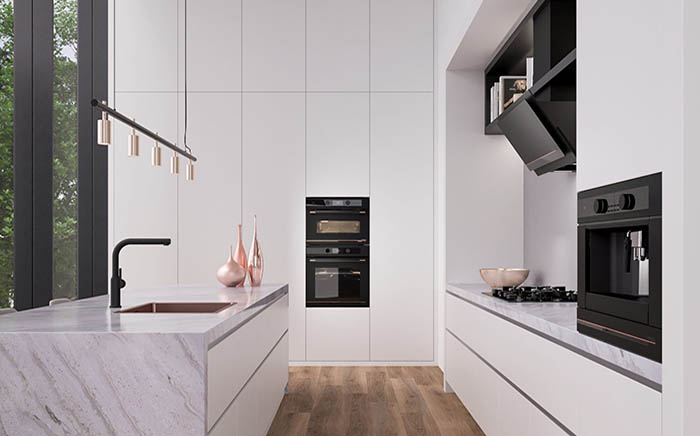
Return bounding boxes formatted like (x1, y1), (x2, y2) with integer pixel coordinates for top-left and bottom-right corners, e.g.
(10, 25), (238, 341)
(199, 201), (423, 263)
(91, 99), (197, 161)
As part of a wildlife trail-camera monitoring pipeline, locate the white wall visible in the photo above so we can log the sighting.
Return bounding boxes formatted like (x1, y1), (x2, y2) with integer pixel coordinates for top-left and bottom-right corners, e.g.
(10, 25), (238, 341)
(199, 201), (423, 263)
(683, 0), (700, 432)
(111, 0), (434, 364)
(523, 169), (576, 289)
(445, 70), (524, 284)
(577, 1), (684, 433)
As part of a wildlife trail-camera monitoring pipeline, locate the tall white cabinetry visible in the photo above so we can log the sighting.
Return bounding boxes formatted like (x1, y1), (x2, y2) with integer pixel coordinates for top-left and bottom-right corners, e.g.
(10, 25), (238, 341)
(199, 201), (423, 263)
(370, 93), (434, 361)
(111, 0), (434, 363)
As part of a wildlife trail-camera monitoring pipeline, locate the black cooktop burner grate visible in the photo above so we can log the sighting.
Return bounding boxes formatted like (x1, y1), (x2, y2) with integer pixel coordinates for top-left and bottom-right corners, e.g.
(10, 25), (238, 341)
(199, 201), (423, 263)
(488, 286), (577, 303)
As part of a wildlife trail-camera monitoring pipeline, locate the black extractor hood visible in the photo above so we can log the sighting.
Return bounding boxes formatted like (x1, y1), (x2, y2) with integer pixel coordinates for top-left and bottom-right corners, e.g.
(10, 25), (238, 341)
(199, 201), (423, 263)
(496, 83), (576, 176)
(484, 0), (577, 176)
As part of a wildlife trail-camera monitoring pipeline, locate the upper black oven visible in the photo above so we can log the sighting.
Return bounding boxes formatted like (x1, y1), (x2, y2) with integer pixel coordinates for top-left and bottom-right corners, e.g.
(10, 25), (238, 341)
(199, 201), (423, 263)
(306, 197), (369, 244)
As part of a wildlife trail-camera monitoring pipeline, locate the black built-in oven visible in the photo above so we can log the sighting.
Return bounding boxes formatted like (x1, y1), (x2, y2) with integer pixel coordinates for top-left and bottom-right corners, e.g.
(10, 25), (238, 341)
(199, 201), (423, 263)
(306, 245), (369, 307)
(306, 198), (369, 307)
(577, 173), (661, 362)
(306, 197), (369, 244)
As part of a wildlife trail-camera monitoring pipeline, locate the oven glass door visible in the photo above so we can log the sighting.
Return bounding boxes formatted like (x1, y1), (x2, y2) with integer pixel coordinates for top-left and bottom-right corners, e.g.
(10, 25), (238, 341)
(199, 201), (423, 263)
(306, 211), (369, 243)
(306, 257), (369, 307)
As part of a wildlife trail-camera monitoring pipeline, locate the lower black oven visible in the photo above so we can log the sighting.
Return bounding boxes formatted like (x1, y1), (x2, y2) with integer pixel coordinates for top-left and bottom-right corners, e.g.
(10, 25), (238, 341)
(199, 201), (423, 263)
(306, 245), (369, 307)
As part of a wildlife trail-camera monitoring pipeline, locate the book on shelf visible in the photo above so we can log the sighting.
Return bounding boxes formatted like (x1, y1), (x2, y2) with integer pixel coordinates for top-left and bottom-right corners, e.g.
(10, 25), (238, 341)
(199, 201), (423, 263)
(526, 57), (534, 89)
(498, 76), (527, 114)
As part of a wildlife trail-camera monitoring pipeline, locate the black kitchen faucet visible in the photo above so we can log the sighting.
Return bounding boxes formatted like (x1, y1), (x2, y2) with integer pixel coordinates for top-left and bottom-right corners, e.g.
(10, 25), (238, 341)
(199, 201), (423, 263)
(110, 238), (171, 309)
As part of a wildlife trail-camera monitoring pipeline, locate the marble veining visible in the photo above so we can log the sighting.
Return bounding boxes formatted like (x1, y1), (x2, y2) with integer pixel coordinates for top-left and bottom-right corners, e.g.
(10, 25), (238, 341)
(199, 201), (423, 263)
(447, 283), (661, 389)
(0, 283), (288, 436)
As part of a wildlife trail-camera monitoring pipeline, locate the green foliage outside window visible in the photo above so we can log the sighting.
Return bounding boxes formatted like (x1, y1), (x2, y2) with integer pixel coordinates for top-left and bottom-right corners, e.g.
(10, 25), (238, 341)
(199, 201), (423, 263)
(0, 0), (13, 308)
(0, 0), (79, 308)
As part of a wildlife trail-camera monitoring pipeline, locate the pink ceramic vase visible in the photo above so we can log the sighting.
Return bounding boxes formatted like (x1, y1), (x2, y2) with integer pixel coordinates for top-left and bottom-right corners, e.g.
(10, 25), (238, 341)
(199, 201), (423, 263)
(232, 224), (247, 287)
(216, 245), (246, 287)
(247, 215), (264, 286)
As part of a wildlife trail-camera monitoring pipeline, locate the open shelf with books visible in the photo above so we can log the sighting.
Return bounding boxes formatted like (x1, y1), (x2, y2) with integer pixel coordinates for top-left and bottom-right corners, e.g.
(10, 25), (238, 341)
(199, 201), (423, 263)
(484, 0), (576, 138)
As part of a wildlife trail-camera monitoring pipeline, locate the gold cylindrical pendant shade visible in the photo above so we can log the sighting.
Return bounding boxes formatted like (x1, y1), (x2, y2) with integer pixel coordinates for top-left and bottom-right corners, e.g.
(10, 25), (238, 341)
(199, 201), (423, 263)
(128, 121), (139, 157)
(171, 151), (179, 174)
(96, 101), (111, 146)
(186, 159), (194, 181)
(151, 135), (162, 167)
(97, 117), (111, 146)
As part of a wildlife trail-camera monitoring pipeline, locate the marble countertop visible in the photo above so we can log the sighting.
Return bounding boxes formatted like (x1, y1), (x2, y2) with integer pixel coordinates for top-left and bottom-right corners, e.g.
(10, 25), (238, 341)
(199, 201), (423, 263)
(0, 283), (288, 346)
(447, 283), (661, 390)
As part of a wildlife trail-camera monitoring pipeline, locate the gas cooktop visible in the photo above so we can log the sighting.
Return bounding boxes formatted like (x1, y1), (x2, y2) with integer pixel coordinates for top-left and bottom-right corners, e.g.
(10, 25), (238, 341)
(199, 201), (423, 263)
(485, 286), (577, 303)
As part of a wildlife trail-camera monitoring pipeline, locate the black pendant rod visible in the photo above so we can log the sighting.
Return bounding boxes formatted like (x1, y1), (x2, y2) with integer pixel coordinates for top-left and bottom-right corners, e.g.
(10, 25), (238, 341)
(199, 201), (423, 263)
(91, 99), (197, 162)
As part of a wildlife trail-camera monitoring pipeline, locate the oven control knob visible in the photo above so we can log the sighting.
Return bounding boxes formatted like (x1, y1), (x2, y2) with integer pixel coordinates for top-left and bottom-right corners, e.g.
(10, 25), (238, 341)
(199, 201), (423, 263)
(345, 200), (351, 206)
(618, 193), (636, 210)
(325, 248), (330, 253)
(594, 198), (608, 214)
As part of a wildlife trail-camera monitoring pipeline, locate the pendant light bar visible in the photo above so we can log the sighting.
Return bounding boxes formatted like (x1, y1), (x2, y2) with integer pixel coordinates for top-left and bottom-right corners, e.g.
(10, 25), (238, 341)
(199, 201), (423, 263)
(91, 99), (197, 162)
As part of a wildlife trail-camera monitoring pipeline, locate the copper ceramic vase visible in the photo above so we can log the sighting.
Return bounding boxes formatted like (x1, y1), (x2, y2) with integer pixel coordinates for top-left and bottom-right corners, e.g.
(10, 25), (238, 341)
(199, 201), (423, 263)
(247, 215), (264, 286)
(216, 245), (246, 287)
(232, 224), (247, 287)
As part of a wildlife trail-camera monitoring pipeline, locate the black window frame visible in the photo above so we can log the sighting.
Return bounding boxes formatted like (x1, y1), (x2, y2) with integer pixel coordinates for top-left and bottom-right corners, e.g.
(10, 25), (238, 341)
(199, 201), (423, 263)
(13, 0), (108, 310)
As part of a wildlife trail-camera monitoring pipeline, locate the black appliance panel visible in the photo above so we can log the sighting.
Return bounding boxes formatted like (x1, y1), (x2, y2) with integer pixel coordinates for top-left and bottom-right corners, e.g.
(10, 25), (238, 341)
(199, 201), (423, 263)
(306, 197), (369, 243)
(306, 245), (369, 308)
(577, 173), (662, 362)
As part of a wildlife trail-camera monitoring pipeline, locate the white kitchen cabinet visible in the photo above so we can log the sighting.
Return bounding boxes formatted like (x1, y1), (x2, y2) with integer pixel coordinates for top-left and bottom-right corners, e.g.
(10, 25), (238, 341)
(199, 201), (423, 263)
(209, 334), (288, 436)
(114, 0), (178, 92)
(242, 93), (306, 361)
(446, 293), (662, 436)
(306, 93), (370, 197)
(186, 0), (241, 92)
(306, 0), (369, 91)
(370, 93), (433, 361)
(112, 93), (179, 289)
(178, 93), (242, 284)
(207, 291), (289, 436)
(242, 0), (305, 91)
(370, 0), (433, 92)
(306, 308), (370, 361)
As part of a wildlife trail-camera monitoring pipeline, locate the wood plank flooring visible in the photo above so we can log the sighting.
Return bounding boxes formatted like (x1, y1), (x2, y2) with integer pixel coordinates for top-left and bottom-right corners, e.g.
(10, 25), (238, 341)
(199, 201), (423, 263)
(267, 366), (484, 436)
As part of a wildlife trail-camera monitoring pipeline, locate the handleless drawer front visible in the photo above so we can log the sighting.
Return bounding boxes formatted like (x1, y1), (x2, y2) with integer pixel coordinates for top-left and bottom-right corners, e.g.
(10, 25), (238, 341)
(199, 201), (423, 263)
(446, 293), (661, 436)
(208, 333), (289, 436)
(207, 295), (289, 431)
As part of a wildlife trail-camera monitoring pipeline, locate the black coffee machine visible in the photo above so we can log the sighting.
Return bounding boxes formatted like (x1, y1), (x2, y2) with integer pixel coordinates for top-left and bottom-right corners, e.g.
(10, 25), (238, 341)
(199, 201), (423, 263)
(577, 173), (661, 362)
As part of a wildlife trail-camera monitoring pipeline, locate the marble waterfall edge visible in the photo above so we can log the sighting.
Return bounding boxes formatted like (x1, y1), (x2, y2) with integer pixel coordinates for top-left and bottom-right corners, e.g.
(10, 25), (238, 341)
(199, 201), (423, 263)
(0, 283), (288, 436)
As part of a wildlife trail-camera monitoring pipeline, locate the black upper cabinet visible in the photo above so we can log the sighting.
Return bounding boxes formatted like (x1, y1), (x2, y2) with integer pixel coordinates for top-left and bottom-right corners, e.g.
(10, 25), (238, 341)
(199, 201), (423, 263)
(484, 0), (576, 175)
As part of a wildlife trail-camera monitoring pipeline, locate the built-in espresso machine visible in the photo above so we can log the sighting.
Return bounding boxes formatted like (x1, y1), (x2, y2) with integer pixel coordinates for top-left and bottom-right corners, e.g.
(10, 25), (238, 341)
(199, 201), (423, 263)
(577, 173), (661, 362)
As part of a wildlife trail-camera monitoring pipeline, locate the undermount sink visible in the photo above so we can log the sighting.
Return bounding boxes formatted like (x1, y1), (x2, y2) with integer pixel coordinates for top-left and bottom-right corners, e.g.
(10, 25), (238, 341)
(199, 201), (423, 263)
(119, 302), (235, 314)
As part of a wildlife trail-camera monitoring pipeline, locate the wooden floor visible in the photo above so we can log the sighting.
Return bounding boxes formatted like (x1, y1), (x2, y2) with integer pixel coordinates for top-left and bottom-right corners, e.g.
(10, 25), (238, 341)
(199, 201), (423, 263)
(267, 366), (485, 436)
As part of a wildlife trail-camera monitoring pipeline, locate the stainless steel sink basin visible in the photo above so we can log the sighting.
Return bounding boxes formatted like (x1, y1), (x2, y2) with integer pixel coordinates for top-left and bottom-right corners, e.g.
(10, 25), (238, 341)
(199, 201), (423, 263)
(119, 302), (235, 313)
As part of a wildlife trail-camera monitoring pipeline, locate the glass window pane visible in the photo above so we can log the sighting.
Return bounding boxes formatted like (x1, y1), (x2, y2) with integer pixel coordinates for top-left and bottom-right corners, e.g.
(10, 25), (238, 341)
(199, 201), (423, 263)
(0, 0), (13, 309)
(52, 0), (78, 300)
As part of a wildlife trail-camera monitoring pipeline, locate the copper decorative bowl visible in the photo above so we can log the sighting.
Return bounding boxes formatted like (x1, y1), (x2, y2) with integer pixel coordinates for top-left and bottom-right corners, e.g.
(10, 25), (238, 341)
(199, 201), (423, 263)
(479, 268), (530, 288)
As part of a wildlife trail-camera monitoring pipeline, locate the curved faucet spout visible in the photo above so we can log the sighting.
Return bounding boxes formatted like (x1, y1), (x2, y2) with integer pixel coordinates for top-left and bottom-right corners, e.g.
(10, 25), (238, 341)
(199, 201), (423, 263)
(110, 238), (172, 309)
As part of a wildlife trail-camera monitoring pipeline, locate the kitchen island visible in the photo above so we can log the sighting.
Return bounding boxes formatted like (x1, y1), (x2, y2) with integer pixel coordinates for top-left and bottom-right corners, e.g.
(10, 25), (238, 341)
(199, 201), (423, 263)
(445, 283), (661, 436)
(0, 283), (289, 436)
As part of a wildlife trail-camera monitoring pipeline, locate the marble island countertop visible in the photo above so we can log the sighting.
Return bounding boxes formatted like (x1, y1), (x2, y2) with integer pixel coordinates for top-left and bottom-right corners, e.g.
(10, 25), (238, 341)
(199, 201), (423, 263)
(447, 283), (661, 391)
(0, 283), (289, 435)
(0, 283), (288, 346)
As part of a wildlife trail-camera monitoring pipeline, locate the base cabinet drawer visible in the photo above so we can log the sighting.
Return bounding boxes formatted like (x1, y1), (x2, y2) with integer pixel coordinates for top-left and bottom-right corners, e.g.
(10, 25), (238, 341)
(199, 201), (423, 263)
(446, 293), (661, 436)
(446, 332), (566, 436)
(209, 333), (289, 436)
(207, 295), (289, 430)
